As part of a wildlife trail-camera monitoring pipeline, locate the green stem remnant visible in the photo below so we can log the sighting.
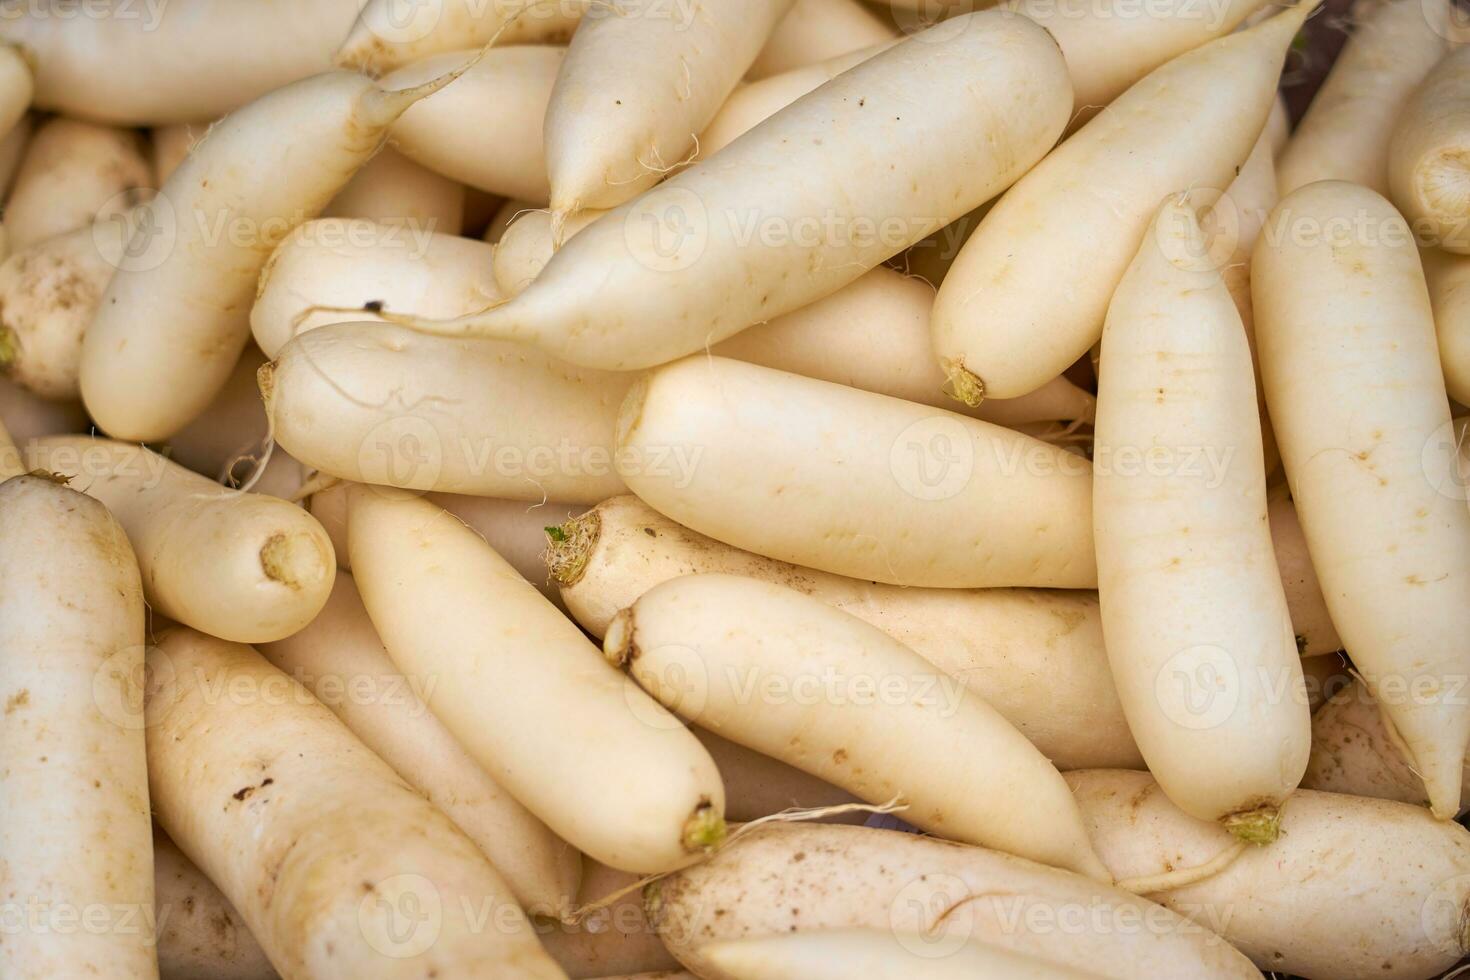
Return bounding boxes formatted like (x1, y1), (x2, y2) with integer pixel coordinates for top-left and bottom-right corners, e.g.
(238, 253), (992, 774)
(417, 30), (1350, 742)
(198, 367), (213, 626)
(682, 801), (727, 854)
(544, 508), (600, 587)
(1221, 804), (1282, 845)
(941, 358), (986, 407)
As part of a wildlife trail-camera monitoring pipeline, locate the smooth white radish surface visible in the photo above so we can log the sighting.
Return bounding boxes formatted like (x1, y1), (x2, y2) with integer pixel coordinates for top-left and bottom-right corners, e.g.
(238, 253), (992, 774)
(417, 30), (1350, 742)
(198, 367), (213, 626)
(1253, 179), (1470, 819)
(337, 0), (585, 73)
(0, 475), (156, 979)
(347, 487), (725, 874)
(647, 823), (1261, 980)
(324, 146), (465, 236)
(384, 46), (564, 202)
(1070, 769), (1470, 980)
(1094, 198), (1309, 833)
(5, 117), (151, 252)
(548, 496), (1141, 770)
(259, 574), (581, 912)
(1390, 46), (1470, 253)
(1422, 242), (1470, 405)
(81, 70), (441, 442)
(25, 435), (336, 644)
(748, 0), (895, 79)
(931, 2), (1313, 401)
(0, 0), (362, 124)
(544, 0), (795, 214)
(608, 573), (1112, 879)
(390, 12), (1073, 371)
(616, 356), (1096, 588)
(153, 830), (275, 980)
(145, 628), (564, 979)
(1279, 0), (1451, 196)
(252, 217), (499, 357)
(261, 320), (631, 503)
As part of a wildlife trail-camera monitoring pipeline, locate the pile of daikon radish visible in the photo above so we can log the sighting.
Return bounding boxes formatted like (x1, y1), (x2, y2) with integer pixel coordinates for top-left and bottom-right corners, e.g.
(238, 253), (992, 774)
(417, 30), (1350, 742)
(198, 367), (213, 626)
(2, 0), (1469, 977)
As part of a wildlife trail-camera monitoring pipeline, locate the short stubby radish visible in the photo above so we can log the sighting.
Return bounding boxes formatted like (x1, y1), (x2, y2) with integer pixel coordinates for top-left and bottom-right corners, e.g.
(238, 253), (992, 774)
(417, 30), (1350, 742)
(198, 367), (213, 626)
(0, 475), (156, 979)
(615, 356), (1096, 588)
(1069, 769), (1470, 980)
(548, 495), (1141, 770)
(747, 0), (896, 79)
(153, 830), (275, 980)
(5, 117), (152, 252)
(1093, 198), (1309, 837)
(1278, 0), (1452, 196)
(336, 0), (585, 74)
(384, 46), (564, 202)
(387, 11), (1073, 371)
(347, 488), (726, 874)
(261, 320), (631, 503)
(259, 573), (582, 912)
(80, 68), (457, 442)
(144, 628), (566, 979)
(251, 217), (499, 357)
(1390, 46), (1470, 253)
(647, 823), (1262, 979)
(1423, 248), (1470, 406)
(26, 435), (336, 644)
(544, 0), (795, 215)
(606, 573), (1112, 879)
(931, 1), (1314, 402)
(1253, 179), (1470, 819)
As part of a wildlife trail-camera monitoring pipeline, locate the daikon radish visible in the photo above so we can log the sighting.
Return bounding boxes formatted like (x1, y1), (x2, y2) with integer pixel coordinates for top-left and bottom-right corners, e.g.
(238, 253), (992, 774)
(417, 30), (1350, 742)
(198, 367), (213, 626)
(1253, 179), (1470, 819)
(0, 474), (156, 979)
(145, 628), (565, 978)
(324, 146), (465, 235)
(702, 931), (1105, 980)
(5, 117), (151, 251)
(25, 435), (335, 644)
(931, 1), (1314, 402)
(1390, 46), (1470, 253)
(347, 488), (726, 873)
(748, 0), (896, 79)
(153, 830), (275, 980)
(336, 0), (585, 74)
(1421, 246), (1470, 405)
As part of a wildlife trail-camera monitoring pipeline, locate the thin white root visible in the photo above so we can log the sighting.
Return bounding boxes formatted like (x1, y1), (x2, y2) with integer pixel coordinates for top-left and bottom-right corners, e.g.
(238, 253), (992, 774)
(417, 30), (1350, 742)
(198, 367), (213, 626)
(1113, 840), (1249, 895)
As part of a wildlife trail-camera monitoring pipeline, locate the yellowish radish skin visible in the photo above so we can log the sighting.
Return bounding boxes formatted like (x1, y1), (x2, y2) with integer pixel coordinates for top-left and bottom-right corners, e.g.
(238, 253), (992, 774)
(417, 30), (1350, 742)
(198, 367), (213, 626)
(324, 146), (465, 236)
(1279, 0), (1451, 196)
(391, 12), (1072, 371)
(1253, 180), (1470, 819)
(607, 573), (1112, 880)
(537, 861), (682, 978)
(1421, 245), (1470, 405)
(25, 435), (335, 643)
(81, 71), (448, 442)
(0, 475), (156, 979)
(5, 117), (151, 252)
(145, 629), (565, 979)
(384, 47), (564, 202)
(616, 356), (1096, 588)
(484, 197), (534, 243)
(545, 0), (795, 214)
(1268, 488), (1342, 657)
(336, 0), (585, 73)
(749, 0), (895, 78)
(1094, 199), (1309, 834)
(1390, 46), (1470, 253)
(251, 217), (499, 357)
(153, 830), (275, 980)
(647, 824), (1261, 980)
(347, 488), (726, 874)
(549, 495), (1139, 770)
(261, 320), (631, 503)
(1070, 769), (1470, 980)
(260, 574), (581, 911)
(932, 2), (1314, 402)
(702, 930), (1105, 980)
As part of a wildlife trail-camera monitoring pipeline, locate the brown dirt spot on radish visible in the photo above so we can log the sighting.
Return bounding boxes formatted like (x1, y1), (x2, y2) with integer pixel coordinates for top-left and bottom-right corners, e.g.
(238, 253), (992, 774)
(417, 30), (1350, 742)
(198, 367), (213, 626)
(832, 749), (848, 765)
(4, 690), (27, 714)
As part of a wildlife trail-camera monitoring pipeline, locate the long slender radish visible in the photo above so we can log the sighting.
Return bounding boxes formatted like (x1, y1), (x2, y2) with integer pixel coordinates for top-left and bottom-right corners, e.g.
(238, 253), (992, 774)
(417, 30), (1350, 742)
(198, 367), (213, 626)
(347, 487), (726, 873)
(1070, 768), (1470, 980)
(251, 217), (499, 357)
(260, 320), (632, 503)
(25, 435), (335, 644)
(538, 861), (683, 978)
(547, 495), (1141, 770)
(1254, 179), (1470, 819)
(386, 12), (1072, 370)
(383, 46), (564, 201)
(324, 146), (465, 236)
(0, 474), (156, 979)
(544, 0), (795, 216)
(5, 117), (151, 252)
(336, 0), (585, 74)
(607, 573), (1111, 879)
(1094, 197), (1309, 836)
(80, 69), (457, 442)
(931, 1), (1314, 403)
(1424, 248), (1470, 405)
(153, 830), (275, 980)
(259, 573), (581, 912)
(0, 373), (86, 441)
(748, 0), (896, 78)
(145, 628), (565, 978)
(1279, 0), (1452, 196)
(1390, 46), (1470, 253)
(701, 930), (1105, 980)
(0, 0), (362, 125)
(616, 356), (1096, 588)
(647, 823), (1262, 979)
